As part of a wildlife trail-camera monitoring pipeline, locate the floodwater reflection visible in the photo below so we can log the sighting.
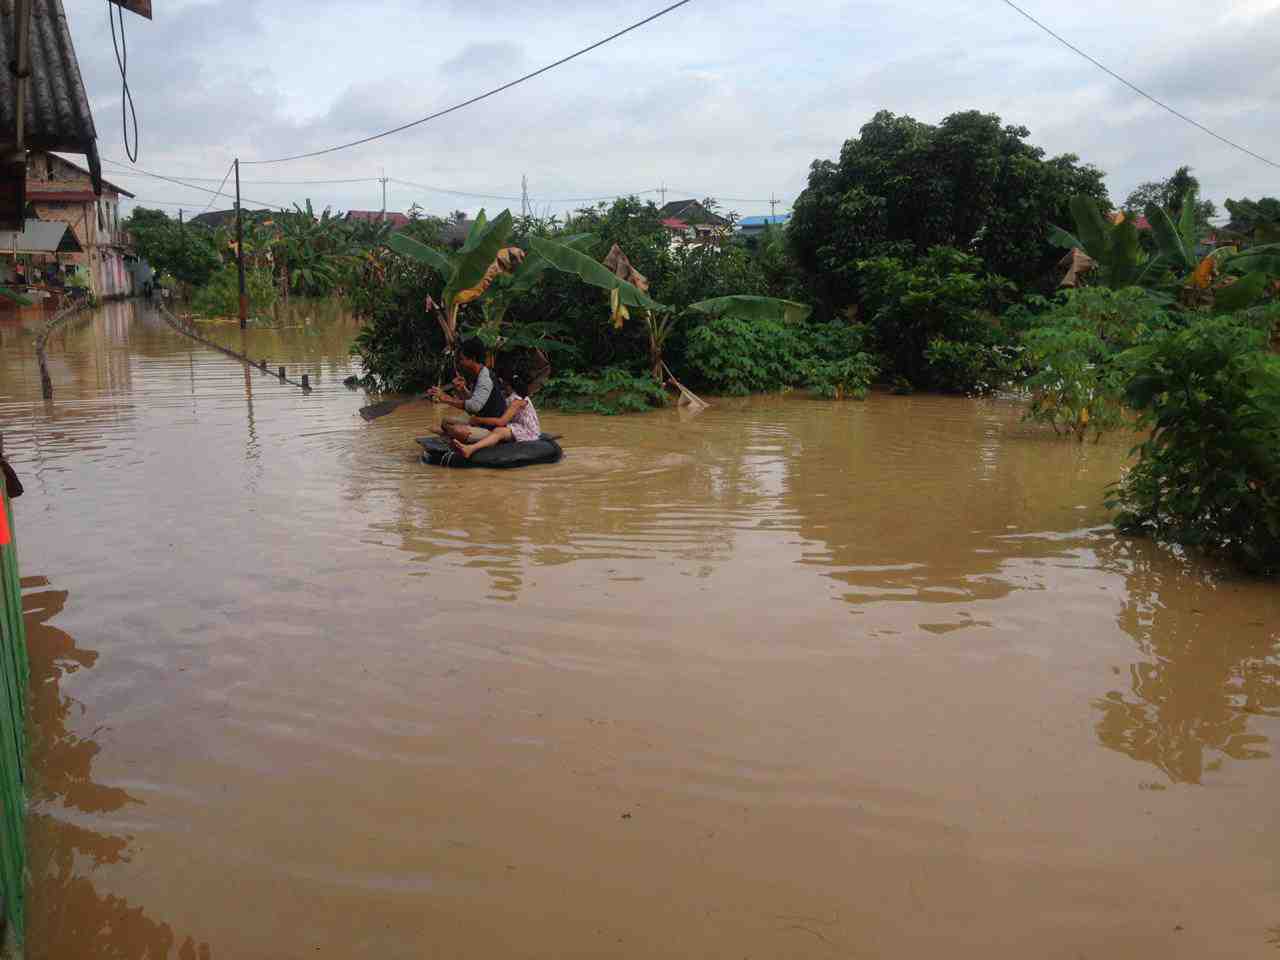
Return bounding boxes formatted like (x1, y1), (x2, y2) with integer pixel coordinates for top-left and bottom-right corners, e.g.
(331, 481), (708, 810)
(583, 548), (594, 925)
(1093, 539), (1280, 784)
(23, 580), (213, 960)
(6, 302), (1280, 957)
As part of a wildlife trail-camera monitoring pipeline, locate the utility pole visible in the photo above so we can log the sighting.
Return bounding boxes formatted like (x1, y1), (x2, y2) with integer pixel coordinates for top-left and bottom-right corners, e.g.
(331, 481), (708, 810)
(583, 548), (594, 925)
(235, 158), (247, 329)
(379, 170), (388, 215)
(769, 193), (779, 218)
(521, 175), (529, 219)
(178, 208), (184, 238)
(659, 183), (667, 207)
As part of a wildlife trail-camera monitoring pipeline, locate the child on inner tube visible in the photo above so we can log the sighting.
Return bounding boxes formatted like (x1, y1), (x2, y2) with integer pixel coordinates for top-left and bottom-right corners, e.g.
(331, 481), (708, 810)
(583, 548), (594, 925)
(447, 371), (542, 460)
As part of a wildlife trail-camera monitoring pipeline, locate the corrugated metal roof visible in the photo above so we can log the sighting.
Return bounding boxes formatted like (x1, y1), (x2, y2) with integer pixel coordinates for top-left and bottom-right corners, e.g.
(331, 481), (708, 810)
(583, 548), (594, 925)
(0, 0), (98, 156)
(0, 217), (73, 252)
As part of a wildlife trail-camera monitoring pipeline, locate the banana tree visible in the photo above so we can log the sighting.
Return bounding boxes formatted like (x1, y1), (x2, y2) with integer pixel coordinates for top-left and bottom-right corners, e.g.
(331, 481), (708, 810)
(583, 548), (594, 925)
(387, 209), (517, 349)
(1049, 196), (1153, 290)
(1145, 189), (1280, 312)
(529, 236), (812, 380)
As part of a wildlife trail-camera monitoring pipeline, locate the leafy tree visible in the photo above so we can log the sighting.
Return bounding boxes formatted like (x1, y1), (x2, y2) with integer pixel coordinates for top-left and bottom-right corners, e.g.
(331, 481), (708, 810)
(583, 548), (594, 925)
(788, 109), (1109, 310)
(124, 207), (221, 289)
(1223, 196), (1280, 242)
(1123, 166), (1217, 230)
(856, 245), (1015, 390)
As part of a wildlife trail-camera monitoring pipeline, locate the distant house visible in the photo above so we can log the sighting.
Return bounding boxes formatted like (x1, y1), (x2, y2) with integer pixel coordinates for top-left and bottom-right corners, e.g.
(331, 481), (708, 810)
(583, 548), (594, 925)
(658, 200), (730, 247)
(346, 210), (410, 230)
(737, 213), (790, 245)
(23, 151), (135, 298)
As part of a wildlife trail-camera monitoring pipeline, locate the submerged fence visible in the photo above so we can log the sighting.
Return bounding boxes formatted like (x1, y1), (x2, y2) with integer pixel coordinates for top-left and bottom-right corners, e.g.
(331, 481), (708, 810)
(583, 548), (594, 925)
(0, 476), (27, 951)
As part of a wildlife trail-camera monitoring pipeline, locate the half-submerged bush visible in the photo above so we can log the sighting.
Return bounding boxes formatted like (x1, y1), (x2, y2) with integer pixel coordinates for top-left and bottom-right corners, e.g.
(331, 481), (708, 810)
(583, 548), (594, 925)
(191, 265), (277, 319)
(1107, 315), (1280, 576)
(539, 367), (668, 415)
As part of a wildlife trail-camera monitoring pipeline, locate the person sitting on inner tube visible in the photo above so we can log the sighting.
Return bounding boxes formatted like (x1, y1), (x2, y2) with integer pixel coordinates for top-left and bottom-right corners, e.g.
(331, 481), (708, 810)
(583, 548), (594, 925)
(448, 372), (542, 460)
(429, 337), (507, 442)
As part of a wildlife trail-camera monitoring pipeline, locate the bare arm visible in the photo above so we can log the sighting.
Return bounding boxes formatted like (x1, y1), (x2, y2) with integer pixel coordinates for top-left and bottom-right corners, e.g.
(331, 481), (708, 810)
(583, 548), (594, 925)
(471, 397), (526, 428)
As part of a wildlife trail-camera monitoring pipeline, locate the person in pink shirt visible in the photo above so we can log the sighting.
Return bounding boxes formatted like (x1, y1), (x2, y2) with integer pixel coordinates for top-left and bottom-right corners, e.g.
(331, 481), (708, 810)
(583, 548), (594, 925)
(449, 373), (542, 460)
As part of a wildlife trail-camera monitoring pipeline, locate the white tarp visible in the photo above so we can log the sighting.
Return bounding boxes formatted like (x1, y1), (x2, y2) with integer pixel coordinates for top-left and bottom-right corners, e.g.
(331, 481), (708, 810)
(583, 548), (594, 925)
(0, 219), (75, 254)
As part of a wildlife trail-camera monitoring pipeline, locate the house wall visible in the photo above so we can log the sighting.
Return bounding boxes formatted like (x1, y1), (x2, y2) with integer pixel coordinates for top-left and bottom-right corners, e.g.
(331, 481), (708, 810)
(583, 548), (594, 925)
(24, 152), (134, 299)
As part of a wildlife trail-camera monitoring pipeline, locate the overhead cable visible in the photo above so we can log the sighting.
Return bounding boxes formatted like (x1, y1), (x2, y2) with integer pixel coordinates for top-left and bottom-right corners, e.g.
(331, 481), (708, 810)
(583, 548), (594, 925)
(997, 0), (1280, 169)
(108, 1), (139, 162)
(101, 158), (289, 210)
(242, 0), (697, 164)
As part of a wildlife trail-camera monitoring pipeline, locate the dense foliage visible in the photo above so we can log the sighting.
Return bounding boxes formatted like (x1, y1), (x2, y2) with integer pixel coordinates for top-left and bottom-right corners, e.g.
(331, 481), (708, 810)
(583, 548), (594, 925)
(269, 104), (1280, 576)
(788, 109), (1109, 309)
(1108, 315), (1280, 576)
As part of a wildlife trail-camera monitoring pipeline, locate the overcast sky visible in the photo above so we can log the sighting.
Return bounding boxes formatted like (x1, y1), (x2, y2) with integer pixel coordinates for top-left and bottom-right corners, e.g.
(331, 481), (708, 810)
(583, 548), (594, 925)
(63, 0), (1279, 221)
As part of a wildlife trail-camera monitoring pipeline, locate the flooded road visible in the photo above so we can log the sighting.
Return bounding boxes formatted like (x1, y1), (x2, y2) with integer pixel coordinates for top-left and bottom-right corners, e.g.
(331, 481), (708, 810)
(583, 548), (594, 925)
(2, 300), (1278, 958)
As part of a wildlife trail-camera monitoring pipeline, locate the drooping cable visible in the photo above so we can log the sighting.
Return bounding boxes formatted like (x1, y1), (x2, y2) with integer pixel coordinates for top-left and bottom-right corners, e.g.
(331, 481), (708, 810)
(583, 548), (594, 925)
(997, 0), (1279, 169)
(242, 0), (697, 164)
(108, 1), (140, 162)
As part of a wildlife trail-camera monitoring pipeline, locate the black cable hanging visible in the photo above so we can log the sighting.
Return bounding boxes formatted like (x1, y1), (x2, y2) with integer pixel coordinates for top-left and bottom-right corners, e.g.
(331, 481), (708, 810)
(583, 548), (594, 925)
(108, 1), (140, 163)
(243, 0), (697, 165)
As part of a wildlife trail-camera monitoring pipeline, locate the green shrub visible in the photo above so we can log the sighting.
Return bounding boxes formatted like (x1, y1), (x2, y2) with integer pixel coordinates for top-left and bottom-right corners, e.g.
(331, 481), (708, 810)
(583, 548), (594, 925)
(191, 265), (277, 319)
(539, 367), (667, 415)
(924, 338), (1023, 395)
(807, 354), (879, 400)
(856, 246), (1016, 391)
(684, 314), (813, 395)
(1021, 287), (1176, 441)
(1107, 315), (1280, 576)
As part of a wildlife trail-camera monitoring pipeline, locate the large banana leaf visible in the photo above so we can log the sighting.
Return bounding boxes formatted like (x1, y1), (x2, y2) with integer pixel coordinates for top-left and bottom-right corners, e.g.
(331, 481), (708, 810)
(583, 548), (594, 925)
(1047, 224), (1083, 251)
(1213, 272), (1268, 314)
(458, 210), (491, 255)
(1146, 203), (1194, 273)
(1108, 219), (1141, 288)
(529, 237), (670, 312)
(387, 232), (454, 277)
(687, 295), (813, 323)
(445, 210), (514, 309)
(1069, 196), (1110, 261)
(509, 232), (594, 295)
(1226, 243), (1280, 277)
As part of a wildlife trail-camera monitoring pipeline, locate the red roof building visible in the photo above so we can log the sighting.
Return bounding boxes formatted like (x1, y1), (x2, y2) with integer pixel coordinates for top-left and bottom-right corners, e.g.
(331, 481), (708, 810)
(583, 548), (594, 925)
(346, 210), (410, 229)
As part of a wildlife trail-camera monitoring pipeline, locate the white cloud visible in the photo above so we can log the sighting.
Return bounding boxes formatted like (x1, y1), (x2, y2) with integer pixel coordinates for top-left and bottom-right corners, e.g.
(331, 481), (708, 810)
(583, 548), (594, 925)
(62, 0), (1280, 220)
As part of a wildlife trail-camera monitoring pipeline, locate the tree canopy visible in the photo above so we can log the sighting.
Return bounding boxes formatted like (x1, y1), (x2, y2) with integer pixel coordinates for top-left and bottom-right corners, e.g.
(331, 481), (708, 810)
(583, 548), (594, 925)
(787, 109), (1109, 309)
(1122, 166), (1217, 229)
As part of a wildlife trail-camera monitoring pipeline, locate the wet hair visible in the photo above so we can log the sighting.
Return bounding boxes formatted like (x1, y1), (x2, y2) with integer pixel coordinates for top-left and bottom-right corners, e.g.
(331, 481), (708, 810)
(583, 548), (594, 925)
(459, 337), (486, 364)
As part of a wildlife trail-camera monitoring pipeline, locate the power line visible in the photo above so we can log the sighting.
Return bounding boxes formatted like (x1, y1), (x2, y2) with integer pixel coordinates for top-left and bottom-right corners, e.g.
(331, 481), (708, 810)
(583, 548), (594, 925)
(242, 0), (698, 165)
(391, 177), (660, 204)
(103, 169), (381, 186)
(997, 0), (1280, 170)
(202, 161), (235, 215)
(101, 157), (290, 209)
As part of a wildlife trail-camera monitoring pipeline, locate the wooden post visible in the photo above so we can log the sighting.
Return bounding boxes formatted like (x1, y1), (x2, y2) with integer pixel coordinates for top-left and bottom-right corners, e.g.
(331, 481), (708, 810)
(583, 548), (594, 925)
(278, 366), (286, 380)
(235, 158), (247, 329)
(301, 374), (310, 391)
(260, 359), (267, 371)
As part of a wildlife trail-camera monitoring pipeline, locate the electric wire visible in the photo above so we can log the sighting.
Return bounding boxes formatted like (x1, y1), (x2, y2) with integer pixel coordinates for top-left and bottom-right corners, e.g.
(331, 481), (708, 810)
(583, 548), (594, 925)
(108, 1), (139, 162)
(201, 161), (235, 215)
(242, 0), (697, 164)
(997, 0), (1280, 169)
(101, 159), (289, 210)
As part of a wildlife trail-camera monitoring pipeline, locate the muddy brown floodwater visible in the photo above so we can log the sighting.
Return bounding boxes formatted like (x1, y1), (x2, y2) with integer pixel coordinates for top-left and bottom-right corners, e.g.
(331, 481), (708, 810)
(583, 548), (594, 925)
(1, 300), (1278, 958)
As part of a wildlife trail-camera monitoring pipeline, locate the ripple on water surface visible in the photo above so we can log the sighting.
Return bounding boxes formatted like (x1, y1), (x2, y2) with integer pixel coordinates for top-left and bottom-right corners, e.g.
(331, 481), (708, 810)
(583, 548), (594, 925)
(4, 301), (1280, 959)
